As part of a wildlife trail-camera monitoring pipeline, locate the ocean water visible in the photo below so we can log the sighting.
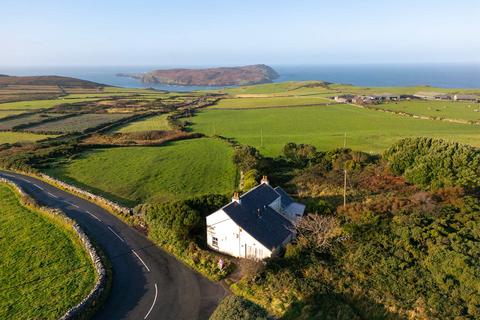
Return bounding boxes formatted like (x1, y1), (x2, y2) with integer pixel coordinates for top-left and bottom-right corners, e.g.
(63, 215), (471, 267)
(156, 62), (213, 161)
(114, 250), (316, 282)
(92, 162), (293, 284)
(1, 64), (479, 90)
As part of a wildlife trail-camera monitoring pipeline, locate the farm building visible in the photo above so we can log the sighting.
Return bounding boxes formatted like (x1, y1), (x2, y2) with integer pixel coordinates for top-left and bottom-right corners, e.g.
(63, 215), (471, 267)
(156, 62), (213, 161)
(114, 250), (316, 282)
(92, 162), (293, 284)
(414, 91), (451, 100)
(206, 176), (305, 260)
(367, 93), (400, 101)
(453, 94), (478, 102)
(334, 94), (355, 103)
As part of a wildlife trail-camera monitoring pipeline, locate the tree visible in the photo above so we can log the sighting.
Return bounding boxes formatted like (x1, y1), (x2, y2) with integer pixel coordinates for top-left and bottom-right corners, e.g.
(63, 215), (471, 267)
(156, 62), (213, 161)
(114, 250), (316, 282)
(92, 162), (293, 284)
(233, 145), (261, 172)
(210, 295), (268, 320)
(294, 214), (340, 251)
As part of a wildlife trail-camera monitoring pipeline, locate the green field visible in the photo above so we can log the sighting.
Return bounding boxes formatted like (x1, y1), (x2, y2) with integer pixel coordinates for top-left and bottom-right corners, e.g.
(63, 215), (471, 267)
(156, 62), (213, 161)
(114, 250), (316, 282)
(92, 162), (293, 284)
(0, 110), (25, 119)
(0, 97), (106, 110)
(113, 113), (171, 133)
(0, 183), (95, 319)
(0, 131), (56, 144)
(27, 113), (131, 133)
(190, 104), (480, 156)
(372, 100), (480, 122)
(210, 96), (332, 109)
(45, 138), (237, 206)
(0, 113), (65, 130)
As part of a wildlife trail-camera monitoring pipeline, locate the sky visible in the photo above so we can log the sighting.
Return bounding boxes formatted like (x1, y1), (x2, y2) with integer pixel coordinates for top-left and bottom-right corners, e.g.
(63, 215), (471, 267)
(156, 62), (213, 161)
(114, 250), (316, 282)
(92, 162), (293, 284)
(1, 0), (479, 66)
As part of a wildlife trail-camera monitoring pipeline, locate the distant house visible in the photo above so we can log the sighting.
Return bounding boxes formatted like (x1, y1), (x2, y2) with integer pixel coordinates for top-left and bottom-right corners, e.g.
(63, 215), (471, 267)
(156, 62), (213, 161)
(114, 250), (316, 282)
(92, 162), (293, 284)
(453, 94), (478, 102)
(206, 177), (305, 260)
(334, 94), (355, 103)
(414, 91), (451, 100)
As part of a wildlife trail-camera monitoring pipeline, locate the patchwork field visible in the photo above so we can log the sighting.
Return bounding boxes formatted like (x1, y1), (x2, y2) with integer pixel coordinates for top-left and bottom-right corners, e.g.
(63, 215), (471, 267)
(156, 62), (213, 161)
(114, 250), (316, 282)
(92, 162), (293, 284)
(27, 113), (132, 133)
(0, 183), (95, 319)
(113, 113), (171, 133)
(0, 131), (56, 144)
(0, 113), (65, 130)
(190, 104), (480, 156)
(372, 100), (480, 122)
(0, 97), (106, 111)
(45, 138), (237, 206)
(0, 110), (25, 119)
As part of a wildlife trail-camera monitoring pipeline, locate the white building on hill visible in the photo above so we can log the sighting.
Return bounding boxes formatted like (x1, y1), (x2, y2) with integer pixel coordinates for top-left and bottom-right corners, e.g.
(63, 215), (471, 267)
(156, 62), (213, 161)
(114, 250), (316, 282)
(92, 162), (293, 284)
(206, 176), (305, 260)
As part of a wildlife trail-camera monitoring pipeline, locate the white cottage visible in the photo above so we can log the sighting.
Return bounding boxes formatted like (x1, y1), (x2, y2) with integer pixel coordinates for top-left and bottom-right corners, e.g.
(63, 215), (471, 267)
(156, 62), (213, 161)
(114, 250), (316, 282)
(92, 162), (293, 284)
(206, 176), (306, 260)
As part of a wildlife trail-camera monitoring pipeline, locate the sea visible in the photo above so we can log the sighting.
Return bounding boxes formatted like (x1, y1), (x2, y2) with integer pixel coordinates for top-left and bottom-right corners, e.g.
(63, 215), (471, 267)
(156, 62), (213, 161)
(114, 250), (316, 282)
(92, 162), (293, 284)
(1, 64), (479, 91)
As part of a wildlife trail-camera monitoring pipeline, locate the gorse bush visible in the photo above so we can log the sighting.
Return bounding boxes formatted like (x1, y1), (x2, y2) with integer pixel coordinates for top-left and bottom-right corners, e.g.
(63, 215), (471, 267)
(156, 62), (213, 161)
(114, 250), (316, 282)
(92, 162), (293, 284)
(384, 137), (480, 190)
(210, 295), (268, 320)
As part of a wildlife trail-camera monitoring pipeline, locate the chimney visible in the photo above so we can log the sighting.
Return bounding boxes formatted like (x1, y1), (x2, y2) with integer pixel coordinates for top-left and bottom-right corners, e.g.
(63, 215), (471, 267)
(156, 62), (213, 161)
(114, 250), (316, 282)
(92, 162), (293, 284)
(260, 175), (269, 185)
(232, 192), (241, 204)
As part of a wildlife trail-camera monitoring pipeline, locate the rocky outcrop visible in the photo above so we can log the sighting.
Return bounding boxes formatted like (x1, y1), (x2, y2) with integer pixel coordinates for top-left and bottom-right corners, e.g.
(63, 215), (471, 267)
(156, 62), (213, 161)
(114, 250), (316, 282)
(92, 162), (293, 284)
(118, 64), (279, 86)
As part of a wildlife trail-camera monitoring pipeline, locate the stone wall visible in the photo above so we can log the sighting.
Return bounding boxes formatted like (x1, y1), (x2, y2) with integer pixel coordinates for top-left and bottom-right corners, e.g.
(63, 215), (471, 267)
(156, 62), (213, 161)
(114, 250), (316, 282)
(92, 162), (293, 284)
(0, 177), (107, 320)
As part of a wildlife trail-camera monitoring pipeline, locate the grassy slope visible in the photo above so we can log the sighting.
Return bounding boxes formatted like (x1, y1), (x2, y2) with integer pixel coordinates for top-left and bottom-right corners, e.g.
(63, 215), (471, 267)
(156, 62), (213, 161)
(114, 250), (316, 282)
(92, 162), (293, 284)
(46, 138), (237, 206)
(190, 104), (480, 156)
(0, 131), (56, 144)
(372, 100), (480, 121)
(113, 113), (171, 133)
(0, 183), (95, 319)
(210, 96), (332, 109)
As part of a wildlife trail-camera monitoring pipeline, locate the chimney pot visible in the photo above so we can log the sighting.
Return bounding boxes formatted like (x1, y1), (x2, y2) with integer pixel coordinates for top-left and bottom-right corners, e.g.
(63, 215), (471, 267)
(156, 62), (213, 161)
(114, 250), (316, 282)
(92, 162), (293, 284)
(232, 192), (241, 204)
(261, 175), (269, 185)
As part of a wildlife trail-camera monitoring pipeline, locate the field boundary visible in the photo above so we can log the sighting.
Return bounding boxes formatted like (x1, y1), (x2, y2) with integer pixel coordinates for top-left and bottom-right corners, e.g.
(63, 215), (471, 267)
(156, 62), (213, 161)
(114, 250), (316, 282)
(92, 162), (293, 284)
(0, 176), (107, 320)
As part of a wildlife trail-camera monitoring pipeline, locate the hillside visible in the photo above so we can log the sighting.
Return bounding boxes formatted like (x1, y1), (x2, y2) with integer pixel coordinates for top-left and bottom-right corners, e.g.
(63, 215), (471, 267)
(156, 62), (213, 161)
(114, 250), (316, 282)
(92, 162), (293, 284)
(118, 64), (279, 86)
(0, 75), (104, 87)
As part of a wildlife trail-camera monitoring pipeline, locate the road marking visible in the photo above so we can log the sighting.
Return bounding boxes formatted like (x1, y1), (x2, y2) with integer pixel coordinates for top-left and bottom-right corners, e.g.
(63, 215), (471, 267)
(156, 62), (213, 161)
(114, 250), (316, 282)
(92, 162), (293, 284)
(20, 178), (30, 183)
(86, 210), (102, 222)
(47, 192), (58, 198)
(107, 226), (125, 242)
(33, 184), (44, 190)
(144, 283), (158, 319)
(132, 250), (150, 272)
(65, 201), (80, 209)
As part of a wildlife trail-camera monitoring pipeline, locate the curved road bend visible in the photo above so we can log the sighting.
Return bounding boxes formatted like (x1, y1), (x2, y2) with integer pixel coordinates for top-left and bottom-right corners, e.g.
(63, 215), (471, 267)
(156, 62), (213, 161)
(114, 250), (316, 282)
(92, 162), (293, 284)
(0, 171), (227, 320)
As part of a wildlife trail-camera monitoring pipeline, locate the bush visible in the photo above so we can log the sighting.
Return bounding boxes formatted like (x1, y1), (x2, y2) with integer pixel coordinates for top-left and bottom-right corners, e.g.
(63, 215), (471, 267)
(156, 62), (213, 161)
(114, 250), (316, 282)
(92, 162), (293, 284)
(233, 145), (261, 172)
(384, 137), (480, 190)
(210, 295), (268, 320)
(243, 169), (260, 191)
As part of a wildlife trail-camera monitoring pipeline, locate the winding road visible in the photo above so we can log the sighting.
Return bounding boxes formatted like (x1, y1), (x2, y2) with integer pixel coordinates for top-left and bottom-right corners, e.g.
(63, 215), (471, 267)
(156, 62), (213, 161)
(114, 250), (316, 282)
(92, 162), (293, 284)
(0, 171), (227, 320)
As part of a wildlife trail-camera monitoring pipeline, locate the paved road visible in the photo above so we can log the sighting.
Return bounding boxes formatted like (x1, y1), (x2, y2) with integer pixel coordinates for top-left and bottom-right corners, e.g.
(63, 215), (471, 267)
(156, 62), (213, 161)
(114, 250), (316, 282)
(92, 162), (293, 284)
(0, 171), (226, 320)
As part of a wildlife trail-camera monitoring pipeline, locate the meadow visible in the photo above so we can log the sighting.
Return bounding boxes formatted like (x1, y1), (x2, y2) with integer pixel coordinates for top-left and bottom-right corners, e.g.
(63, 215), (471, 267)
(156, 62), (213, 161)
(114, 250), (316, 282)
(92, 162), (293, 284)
(190, 104), (480, 156)
(27, 113), (132, 133)
(372, 100), (480, 122)
(210, 96), (332, 109)
(0, 131), (56, 144)
(45, 138), (237, 206)
(0, 183), (95, 319)
(113, 113), (171, 133)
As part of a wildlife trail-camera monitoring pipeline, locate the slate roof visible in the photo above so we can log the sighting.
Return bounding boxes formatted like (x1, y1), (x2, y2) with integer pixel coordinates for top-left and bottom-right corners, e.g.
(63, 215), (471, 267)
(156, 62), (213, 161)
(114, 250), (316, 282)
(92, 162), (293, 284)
(274, 186), (294, 207)
(222, 183), (293, 250)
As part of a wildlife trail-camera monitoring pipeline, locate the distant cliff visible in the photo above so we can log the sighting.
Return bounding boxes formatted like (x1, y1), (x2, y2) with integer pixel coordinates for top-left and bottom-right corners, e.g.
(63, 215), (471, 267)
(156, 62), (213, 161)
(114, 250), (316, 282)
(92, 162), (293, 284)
(117, 64), (279, 86)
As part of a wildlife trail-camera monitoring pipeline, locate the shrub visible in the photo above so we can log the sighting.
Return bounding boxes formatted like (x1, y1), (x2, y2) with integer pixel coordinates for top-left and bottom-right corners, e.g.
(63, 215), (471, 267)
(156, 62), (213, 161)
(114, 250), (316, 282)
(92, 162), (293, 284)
(233, 145), (261, 172)
(384, 137), (480, 190)
(210, 295), (268, 320)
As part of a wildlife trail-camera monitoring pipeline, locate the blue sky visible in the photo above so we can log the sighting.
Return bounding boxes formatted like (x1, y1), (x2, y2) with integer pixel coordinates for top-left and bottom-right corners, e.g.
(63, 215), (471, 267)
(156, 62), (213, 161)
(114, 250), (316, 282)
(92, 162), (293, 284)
(1, 0), (479, 66)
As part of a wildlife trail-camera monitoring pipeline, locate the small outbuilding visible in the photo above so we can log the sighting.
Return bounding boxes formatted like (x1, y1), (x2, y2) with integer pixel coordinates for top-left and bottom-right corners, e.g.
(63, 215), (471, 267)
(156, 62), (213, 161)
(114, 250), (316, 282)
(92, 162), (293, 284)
(206, 177), (305, 260)
(453, 94), (478, 102)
